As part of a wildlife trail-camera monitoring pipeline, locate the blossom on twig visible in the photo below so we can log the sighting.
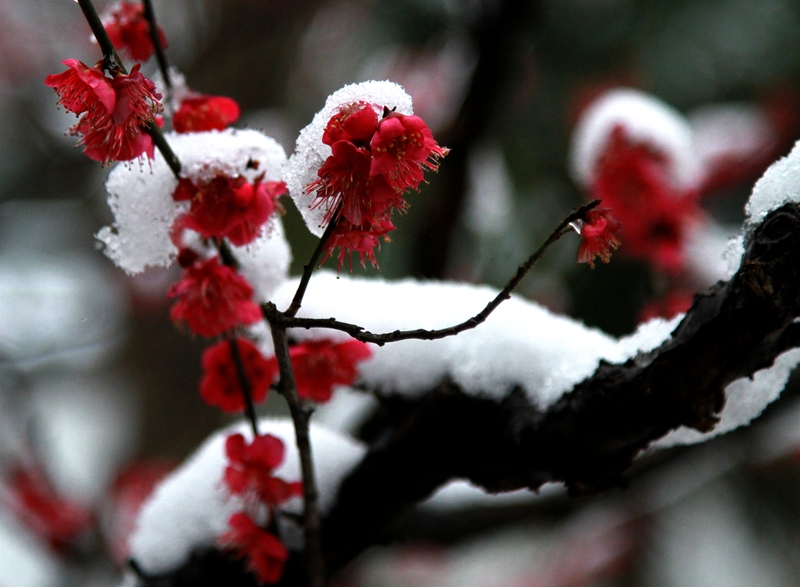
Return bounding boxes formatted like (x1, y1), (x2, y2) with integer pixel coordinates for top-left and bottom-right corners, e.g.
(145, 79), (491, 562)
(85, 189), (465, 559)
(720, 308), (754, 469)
(220, 512), (289, 584)
(304, 98), (446, 271)
(172, 174), (286, 246)
(168, 256), (261, 337)
(576, 207), (622, 269)
(173, 95), (241, 133)
(45, 60), (161, 163)
(200, 338), (277, 413)
(224, 433), (302, 505)
(267, 338), (373, 403)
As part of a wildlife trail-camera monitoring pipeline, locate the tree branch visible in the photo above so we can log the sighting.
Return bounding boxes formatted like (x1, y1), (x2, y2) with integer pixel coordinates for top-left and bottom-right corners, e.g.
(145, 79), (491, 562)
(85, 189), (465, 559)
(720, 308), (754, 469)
(320, 204), (800, 573)
(283, 212), (340, 318)
(266, 322), (324, 587)
(142, 0), (172, 93)
(273, 201), (599, 345)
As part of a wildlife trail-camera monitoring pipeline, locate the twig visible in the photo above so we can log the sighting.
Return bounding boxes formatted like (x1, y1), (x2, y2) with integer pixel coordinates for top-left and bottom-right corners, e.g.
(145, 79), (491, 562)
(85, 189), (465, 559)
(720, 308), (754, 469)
(271, 201), (600, 346)
(284, 213), (341, 318)
(226, 335), (260, 439)
(142, 0), (172, 93)
(267, 322), (325, 587)
(146, 120), (181, 177)
(77, 0), (125, 72)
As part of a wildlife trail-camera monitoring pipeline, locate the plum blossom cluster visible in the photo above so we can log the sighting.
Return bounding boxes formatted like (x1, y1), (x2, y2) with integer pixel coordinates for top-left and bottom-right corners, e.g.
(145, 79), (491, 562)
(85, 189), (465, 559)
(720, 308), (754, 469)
(219, 433), (302, 584)
(45, 59), (162, 163)
(286, 81), (446, 271)
(308, 103), (447, 270)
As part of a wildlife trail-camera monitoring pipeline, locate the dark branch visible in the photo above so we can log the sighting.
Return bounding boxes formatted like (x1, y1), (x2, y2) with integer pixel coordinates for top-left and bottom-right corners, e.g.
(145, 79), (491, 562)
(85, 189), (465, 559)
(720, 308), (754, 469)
(273, 201), (599, 346)
(320, 204), (800, 573)
(142, 0), (172, 93)
(226, 335), (259, 438)
(75, 0), (182, 179)
(77, 0), (125, 72)
(266, 322), (325, 587)
(283, 213), (340, 318)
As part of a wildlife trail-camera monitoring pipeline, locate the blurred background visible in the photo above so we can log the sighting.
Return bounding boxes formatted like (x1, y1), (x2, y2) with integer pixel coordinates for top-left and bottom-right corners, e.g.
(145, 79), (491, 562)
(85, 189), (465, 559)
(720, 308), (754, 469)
(4, 0), (800, 585)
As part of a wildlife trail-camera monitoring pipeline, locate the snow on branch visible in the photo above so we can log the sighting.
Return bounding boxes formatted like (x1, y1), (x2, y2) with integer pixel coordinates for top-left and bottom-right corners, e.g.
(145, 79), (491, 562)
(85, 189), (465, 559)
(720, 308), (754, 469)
(319, 200), (800, 572)
(128, 419), (365, 579)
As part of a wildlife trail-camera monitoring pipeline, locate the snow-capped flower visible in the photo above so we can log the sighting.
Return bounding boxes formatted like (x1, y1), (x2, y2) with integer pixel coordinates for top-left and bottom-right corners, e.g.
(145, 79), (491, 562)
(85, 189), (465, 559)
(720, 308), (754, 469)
(224, 434), (302, 505)
(172, 175), (286, 246)
(173, 95), (241, 133)
(45, 60), (162, 163)
(369, 112), (447, 191)
(200, 339), (277, 413)
(101, 1), (168, 62)
(168, 256), (262, 337)
(591, 125), (700, 272)
(576, 207), (622, 269)
(287, 82), (446, 271)
(220, 512), (289, 584)
(268, 339), (372, 403)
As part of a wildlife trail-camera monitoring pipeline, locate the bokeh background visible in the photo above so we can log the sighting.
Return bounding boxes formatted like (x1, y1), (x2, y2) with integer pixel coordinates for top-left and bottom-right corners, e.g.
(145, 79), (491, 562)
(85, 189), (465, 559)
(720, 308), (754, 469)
(4, 0), (800, 585)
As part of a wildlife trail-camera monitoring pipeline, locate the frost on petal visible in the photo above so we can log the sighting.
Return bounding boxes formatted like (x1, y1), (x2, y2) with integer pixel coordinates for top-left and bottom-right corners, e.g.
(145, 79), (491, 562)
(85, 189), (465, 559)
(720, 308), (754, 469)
(570, 88), (701, 192)
(284, 80), (413, 237)
(98, 129), (287, 274)
(129, 419), (365, 577)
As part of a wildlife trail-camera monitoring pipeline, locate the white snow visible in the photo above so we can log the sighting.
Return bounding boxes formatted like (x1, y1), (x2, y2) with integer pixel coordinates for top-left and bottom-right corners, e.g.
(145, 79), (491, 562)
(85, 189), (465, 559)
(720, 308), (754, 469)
(129, 418), (365, 575)
(570, 88), (701, 191)
(655, 349), (800, 448)
(284, 81), (413, 237)
(98, 129), (287, 274)
(271, 272), (681, 408)
(685, 221), (740, 286)
(744, 138), (800, 231)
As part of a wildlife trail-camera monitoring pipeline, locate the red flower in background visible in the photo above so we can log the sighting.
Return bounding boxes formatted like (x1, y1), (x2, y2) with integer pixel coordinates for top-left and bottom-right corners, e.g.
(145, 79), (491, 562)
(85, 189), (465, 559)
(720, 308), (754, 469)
(200, 339), (277, 413)
(577, 208), (622, 269)
(220, 512), (289, 584)
(6, 464), (94, 552)
(369, 112), (447, 191)
(224, 433), (302, 505)
(591, 125), (700, 273)
(639, 291), (694, 322)
(168, 256), (262, 337)
(269, 339), (372, 403)
(45, 60), (161, 163)
(102, 1), (168, 62)
(173, 175), (285, 246)
(173, 95), (241, 133)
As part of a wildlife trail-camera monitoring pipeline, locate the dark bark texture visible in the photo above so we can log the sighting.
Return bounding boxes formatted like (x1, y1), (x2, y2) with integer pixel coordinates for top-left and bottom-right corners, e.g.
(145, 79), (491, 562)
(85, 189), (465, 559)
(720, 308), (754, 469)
(321, 203), (800, 573)
(138, 204), (800, 585)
